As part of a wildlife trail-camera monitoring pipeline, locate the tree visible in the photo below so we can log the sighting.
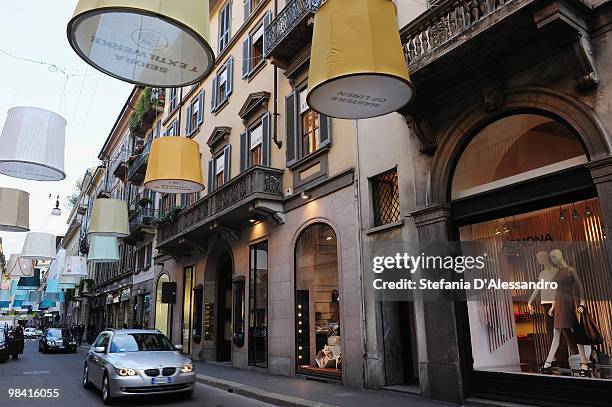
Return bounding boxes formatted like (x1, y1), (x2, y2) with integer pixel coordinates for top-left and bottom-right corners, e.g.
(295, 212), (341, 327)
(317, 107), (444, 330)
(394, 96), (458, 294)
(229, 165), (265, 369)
(65, 177), (83, 211)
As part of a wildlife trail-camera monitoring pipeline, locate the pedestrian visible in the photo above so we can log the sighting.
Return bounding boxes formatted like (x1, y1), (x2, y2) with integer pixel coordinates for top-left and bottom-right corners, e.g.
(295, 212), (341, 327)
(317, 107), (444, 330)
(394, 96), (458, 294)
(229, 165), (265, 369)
(122, 323), (128, 329)
(77, 324), (84, 346)
(87, 324), (95, 344)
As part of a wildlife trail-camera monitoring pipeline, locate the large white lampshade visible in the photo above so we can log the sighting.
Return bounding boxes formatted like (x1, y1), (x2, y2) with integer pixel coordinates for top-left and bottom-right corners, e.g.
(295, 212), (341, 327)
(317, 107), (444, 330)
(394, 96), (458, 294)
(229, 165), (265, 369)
(0, 107), (66, 181)
(87, 236), (120, 263)
(7, 254), (34, 277)
(67, 0), (215, 87)
(0, 187), (29, 231)
(20, 232), (56, 260)
(88, 198), (130, 237)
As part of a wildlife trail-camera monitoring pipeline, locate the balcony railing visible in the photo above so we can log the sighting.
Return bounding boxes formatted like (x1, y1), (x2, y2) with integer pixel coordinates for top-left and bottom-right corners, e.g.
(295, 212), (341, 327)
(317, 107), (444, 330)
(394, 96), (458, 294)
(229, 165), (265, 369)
(264, 0), (320, 67)
(95, 178), (113, 198)
(129, 207), (157, 232)
(127, 141), (151, 185)
(110, 151), (129, 182)
(157, 166), (284, 247)
(401, 0), (520, 71)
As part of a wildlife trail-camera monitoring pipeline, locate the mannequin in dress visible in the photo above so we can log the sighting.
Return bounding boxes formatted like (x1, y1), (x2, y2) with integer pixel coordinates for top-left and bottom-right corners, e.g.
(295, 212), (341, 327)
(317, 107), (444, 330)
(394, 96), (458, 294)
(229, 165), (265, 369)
(541, 249), (589, 376)
(528, 251), (559, 362)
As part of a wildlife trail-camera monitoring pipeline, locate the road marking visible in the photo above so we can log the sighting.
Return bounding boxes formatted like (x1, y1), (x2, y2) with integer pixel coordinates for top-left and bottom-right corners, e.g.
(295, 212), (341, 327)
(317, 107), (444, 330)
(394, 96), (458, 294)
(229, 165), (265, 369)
(22, 371), (50, 375)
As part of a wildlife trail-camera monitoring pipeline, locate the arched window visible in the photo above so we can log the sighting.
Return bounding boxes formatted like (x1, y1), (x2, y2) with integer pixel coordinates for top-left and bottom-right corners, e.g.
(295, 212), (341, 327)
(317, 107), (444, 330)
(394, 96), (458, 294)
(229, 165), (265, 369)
(294, 223), (340, 377)
(451, 114), (587, 199)
(155, 274), (169, 336)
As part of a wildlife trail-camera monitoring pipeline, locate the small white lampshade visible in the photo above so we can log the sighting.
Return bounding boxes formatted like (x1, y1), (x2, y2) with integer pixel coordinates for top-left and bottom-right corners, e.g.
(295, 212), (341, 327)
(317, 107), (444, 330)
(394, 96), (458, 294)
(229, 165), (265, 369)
(62, 256), (88, 277)
(51, 207), (62, 216)
(88, 198), (129, 237)
(0, 187), (29, 231)
(7, 254), (34, 277)
(20, 232), (57, 260)
(0, 107), (66, 181)
(87, 236), (119, 263)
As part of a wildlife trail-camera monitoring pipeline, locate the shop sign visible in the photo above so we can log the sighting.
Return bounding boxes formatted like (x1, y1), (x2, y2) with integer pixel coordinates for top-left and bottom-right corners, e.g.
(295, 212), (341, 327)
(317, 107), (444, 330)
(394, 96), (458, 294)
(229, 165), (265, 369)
(144, 295), (151, 303)
(106, 294), (113, 305)
(121, 289), (131, 302)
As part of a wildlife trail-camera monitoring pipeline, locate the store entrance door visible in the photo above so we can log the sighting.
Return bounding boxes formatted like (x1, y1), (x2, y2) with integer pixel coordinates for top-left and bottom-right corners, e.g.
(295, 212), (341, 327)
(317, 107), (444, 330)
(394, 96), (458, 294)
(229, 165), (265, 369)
(216, 255), (232, 362)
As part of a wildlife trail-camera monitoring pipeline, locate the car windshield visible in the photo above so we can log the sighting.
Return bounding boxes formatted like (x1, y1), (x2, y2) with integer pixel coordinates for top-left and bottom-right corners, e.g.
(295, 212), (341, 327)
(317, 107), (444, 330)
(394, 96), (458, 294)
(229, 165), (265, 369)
(48, 329), (70, 338)
(109, 333), (174, 353)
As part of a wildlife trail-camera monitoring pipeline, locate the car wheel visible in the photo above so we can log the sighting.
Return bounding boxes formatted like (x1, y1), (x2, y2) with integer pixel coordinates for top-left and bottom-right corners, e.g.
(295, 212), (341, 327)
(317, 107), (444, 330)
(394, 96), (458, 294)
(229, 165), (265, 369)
(12, 354), (18, 360)
(82, 364), (91, 389)
(38, 343), (42, 352)
(102, 374), (113, 405)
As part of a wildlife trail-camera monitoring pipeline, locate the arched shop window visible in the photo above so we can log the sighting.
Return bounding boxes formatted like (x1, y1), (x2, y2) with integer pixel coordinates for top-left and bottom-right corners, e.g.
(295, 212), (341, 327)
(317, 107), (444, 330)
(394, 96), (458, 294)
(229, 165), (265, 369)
(155, 274), (169, 336)
(452, 114), (587, 200)
(295, 223), (341, 377)
(456, 115), (612, 383)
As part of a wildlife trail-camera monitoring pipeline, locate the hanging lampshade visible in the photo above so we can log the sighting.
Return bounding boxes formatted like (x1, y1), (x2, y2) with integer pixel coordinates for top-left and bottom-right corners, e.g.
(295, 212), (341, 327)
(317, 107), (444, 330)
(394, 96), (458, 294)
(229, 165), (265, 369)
(0, 188), (29, 231)
(7, 254), (34, 277)
(67, 0), (215, 87)
(88, 198), (129, 237)
(87, 236), (120, 263)
(20, 232), (56, 260)
(0, 107), (66, 181)
(307, 0), (415, 119)
(144, 136), (205, 193)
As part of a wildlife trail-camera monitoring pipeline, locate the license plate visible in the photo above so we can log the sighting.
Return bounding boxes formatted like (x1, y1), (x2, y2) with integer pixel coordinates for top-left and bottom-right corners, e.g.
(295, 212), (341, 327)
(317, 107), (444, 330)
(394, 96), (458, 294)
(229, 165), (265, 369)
(152, 377), (171, 385)
(59, 346), (64, 349)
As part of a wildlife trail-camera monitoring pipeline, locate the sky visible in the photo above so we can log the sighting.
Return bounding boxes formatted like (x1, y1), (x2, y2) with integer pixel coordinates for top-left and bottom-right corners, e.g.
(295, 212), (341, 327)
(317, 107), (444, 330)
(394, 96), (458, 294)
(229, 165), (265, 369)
(0, 1), (132, 258)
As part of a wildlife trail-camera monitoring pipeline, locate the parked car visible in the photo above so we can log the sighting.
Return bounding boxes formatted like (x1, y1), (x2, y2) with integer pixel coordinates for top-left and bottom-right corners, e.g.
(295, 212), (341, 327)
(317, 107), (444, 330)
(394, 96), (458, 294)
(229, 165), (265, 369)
(35, 329), (43, 337)
(0, 328), (8, 363)
(83, 329), (195, 404)
(39, 328), (77, 353)
(24, 327), (38, 339)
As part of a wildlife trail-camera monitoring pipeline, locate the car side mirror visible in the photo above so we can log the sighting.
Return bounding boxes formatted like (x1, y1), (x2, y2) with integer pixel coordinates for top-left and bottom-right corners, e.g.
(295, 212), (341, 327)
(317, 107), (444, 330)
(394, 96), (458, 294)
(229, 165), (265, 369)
(94, 346), (106, 353)
(174, 344), (183, 351)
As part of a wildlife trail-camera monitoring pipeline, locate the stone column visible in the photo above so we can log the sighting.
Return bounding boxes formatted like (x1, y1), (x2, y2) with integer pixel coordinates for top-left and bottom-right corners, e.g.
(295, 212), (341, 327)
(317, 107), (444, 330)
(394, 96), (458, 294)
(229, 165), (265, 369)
(410, 204), (465, 404)
(586, 157), (612, 235)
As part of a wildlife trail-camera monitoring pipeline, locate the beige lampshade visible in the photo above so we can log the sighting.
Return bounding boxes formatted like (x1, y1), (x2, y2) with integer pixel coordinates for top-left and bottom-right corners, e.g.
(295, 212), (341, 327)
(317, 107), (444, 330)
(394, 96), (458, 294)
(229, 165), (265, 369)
(0, 187), (29, 232)
(144, 136), (205, 193)
(307, 0), (415, 119)
(67, 0), (215, 87)
(20, 232), (56, 260)
(88, 198), (129, 237)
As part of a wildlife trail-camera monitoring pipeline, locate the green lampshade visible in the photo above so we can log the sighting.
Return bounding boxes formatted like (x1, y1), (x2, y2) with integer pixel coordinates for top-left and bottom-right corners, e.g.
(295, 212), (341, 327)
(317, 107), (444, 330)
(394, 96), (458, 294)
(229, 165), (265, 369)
(87, 236), (119, 263)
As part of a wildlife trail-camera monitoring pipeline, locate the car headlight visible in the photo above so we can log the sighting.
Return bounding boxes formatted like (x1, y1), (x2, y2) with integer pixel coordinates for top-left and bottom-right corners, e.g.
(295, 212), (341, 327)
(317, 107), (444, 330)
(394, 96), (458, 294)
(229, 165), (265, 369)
(180, 363), (194, 373)
(47, 340), (55, 346)
(114, 367), (137, 376)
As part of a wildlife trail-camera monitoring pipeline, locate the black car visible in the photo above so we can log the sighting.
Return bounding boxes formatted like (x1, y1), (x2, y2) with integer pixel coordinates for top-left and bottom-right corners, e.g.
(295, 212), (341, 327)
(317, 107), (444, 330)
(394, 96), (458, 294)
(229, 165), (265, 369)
(0, 328), (8, 363)
(39, 328), (77, 353)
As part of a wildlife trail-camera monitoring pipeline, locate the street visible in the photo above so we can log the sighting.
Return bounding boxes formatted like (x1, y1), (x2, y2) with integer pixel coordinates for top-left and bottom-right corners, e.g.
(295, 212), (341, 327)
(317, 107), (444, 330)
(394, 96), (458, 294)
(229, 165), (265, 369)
(0, 339), (274, 407)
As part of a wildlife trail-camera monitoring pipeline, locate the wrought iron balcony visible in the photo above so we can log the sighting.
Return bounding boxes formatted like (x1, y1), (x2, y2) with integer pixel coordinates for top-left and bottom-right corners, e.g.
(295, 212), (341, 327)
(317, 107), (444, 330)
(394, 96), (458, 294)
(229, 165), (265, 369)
(126, 207), (157, 245)
(110, 156), (128, 182)
(264, 0), (320, 68)
(157, 166), (285, 251)
(127, 141), (151, 185)
(131, 88), (165, 138)
(95, 178), (113, 198)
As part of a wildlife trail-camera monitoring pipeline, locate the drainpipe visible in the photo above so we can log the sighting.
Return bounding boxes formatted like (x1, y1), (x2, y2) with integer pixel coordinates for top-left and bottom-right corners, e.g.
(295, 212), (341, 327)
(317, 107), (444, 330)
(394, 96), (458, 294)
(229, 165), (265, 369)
(272, 0), (282, 149)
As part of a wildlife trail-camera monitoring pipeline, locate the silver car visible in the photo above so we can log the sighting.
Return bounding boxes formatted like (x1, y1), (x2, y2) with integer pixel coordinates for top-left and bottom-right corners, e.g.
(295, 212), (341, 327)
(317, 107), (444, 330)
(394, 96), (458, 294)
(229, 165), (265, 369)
(83, 329), (195, 404)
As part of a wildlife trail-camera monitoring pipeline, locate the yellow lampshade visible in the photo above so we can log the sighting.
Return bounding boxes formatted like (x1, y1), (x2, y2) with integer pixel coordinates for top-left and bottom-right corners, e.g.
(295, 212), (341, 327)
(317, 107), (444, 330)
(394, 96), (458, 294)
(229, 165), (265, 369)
(67, 0), (215, 87)
(88, 198), (130, 237)
(144, 136), (205, 193)
(307, 0), (415, 119)
(0, 187), (29, 232)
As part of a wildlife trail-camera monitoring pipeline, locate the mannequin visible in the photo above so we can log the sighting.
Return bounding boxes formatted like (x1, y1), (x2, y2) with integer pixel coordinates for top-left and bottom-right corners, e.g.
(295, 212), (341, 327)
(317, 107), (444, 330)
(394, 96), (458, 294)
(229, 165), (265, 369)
(541, 249), (589, 376)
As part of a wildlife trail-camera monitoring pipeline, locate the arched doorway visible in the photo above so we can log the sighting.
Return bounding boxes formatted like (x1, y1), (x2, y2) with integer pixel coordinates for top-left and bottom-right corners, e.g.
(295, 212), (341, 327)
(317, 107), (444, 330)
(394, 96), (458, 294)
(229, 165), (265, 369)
(294, 223), (341, 378)
(154, 274), (169, 336)
(216, 253), (233, 362)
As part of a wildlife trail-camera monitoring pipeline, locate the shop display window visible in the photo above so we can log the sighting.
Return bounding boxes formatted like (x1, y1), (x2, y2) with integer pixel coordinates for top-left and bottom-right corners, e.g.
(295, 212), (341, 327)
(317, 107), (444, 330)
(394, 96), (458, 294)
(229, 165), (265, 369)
(460, 198), (612, 380)
(295, 223), (341, 377)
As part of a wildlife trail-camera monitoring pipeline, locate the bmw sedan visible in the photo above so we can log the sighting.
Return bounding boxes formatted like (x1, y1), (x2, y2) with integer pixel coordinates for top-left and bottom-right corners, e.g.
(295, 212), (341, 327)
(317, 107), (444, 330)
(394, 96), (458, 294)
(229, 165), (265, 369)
(39, 328), (78, 353)
(83, 329), (195, 404)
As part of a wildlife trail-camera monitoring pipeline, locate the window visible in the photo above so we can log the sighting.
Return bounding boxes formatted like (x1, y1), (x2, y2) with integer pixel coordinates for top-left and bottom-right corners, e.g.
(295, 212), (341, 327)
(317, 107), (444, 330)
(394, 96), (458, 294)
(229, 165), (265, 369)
(160, 194), (172, 215)
(371, 168), (400, 226)
(166, 120), (179, 137)
(240, 113), (271, 172)
(208, 145), (232, 192)
(211, 57), (234, 112)
(180, 192), (200, 207)
(285, 88), (332, 166)
(169, 88), (178, 111)
(218, 1), (232, 52)
(186, 92), (204, 136)
(243, 0), (263, 20)
(242, 12), (272, 79)
(249, 241), (268, 367)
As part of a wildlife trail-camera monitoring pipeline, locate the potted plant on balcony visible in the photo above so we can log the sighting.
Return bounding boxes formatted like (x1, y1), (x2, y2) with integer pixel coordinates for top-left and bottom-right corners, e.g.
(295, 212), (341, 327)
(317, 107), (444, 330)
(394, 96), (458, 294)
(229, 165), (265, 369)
(139, 197), (152, 207)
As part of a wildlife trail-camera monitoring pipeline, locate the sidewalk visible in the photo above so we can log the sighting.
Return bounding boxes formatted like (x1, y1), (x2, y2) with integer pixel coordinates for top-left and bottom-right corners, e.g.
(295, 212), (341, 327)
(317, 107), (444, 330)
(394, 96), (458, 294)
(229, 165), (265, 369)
(194, 361), (457, 407)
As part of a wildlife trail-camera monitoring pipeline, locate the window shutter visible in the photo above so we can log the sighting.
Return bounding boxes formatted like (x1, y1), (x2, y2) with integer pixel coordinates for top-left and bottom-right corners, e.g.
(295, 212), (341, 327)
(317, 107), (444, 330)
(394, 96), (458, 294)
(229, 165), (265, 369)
(211, 77), (218, 112)
(242, 38), (251, 79)
(174, 120), (179, 136)
(319, 115), (332, 147)
(240, 131), (248, 172)
(227, 57), (233, 96)
(243, 0), (251, 21)
(207, 159), (214, 193)
(263, 10), (272, 53)
(218, 7), (224, 52)
(198, 91), (204, 125)
(223, 144), (232, 183)
(262, 112), (271, 166)
(285, 92), (297, 166)
(186, 104), (192, 134)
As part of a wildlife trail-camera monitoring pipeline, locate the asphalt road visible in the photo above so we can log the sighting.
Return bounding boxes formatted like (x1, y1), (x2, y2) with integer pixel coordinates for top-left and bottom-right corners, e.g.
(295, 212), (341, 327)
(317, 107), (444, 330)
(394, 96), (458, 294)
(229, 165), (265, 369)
(0, 339), (273, 407)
